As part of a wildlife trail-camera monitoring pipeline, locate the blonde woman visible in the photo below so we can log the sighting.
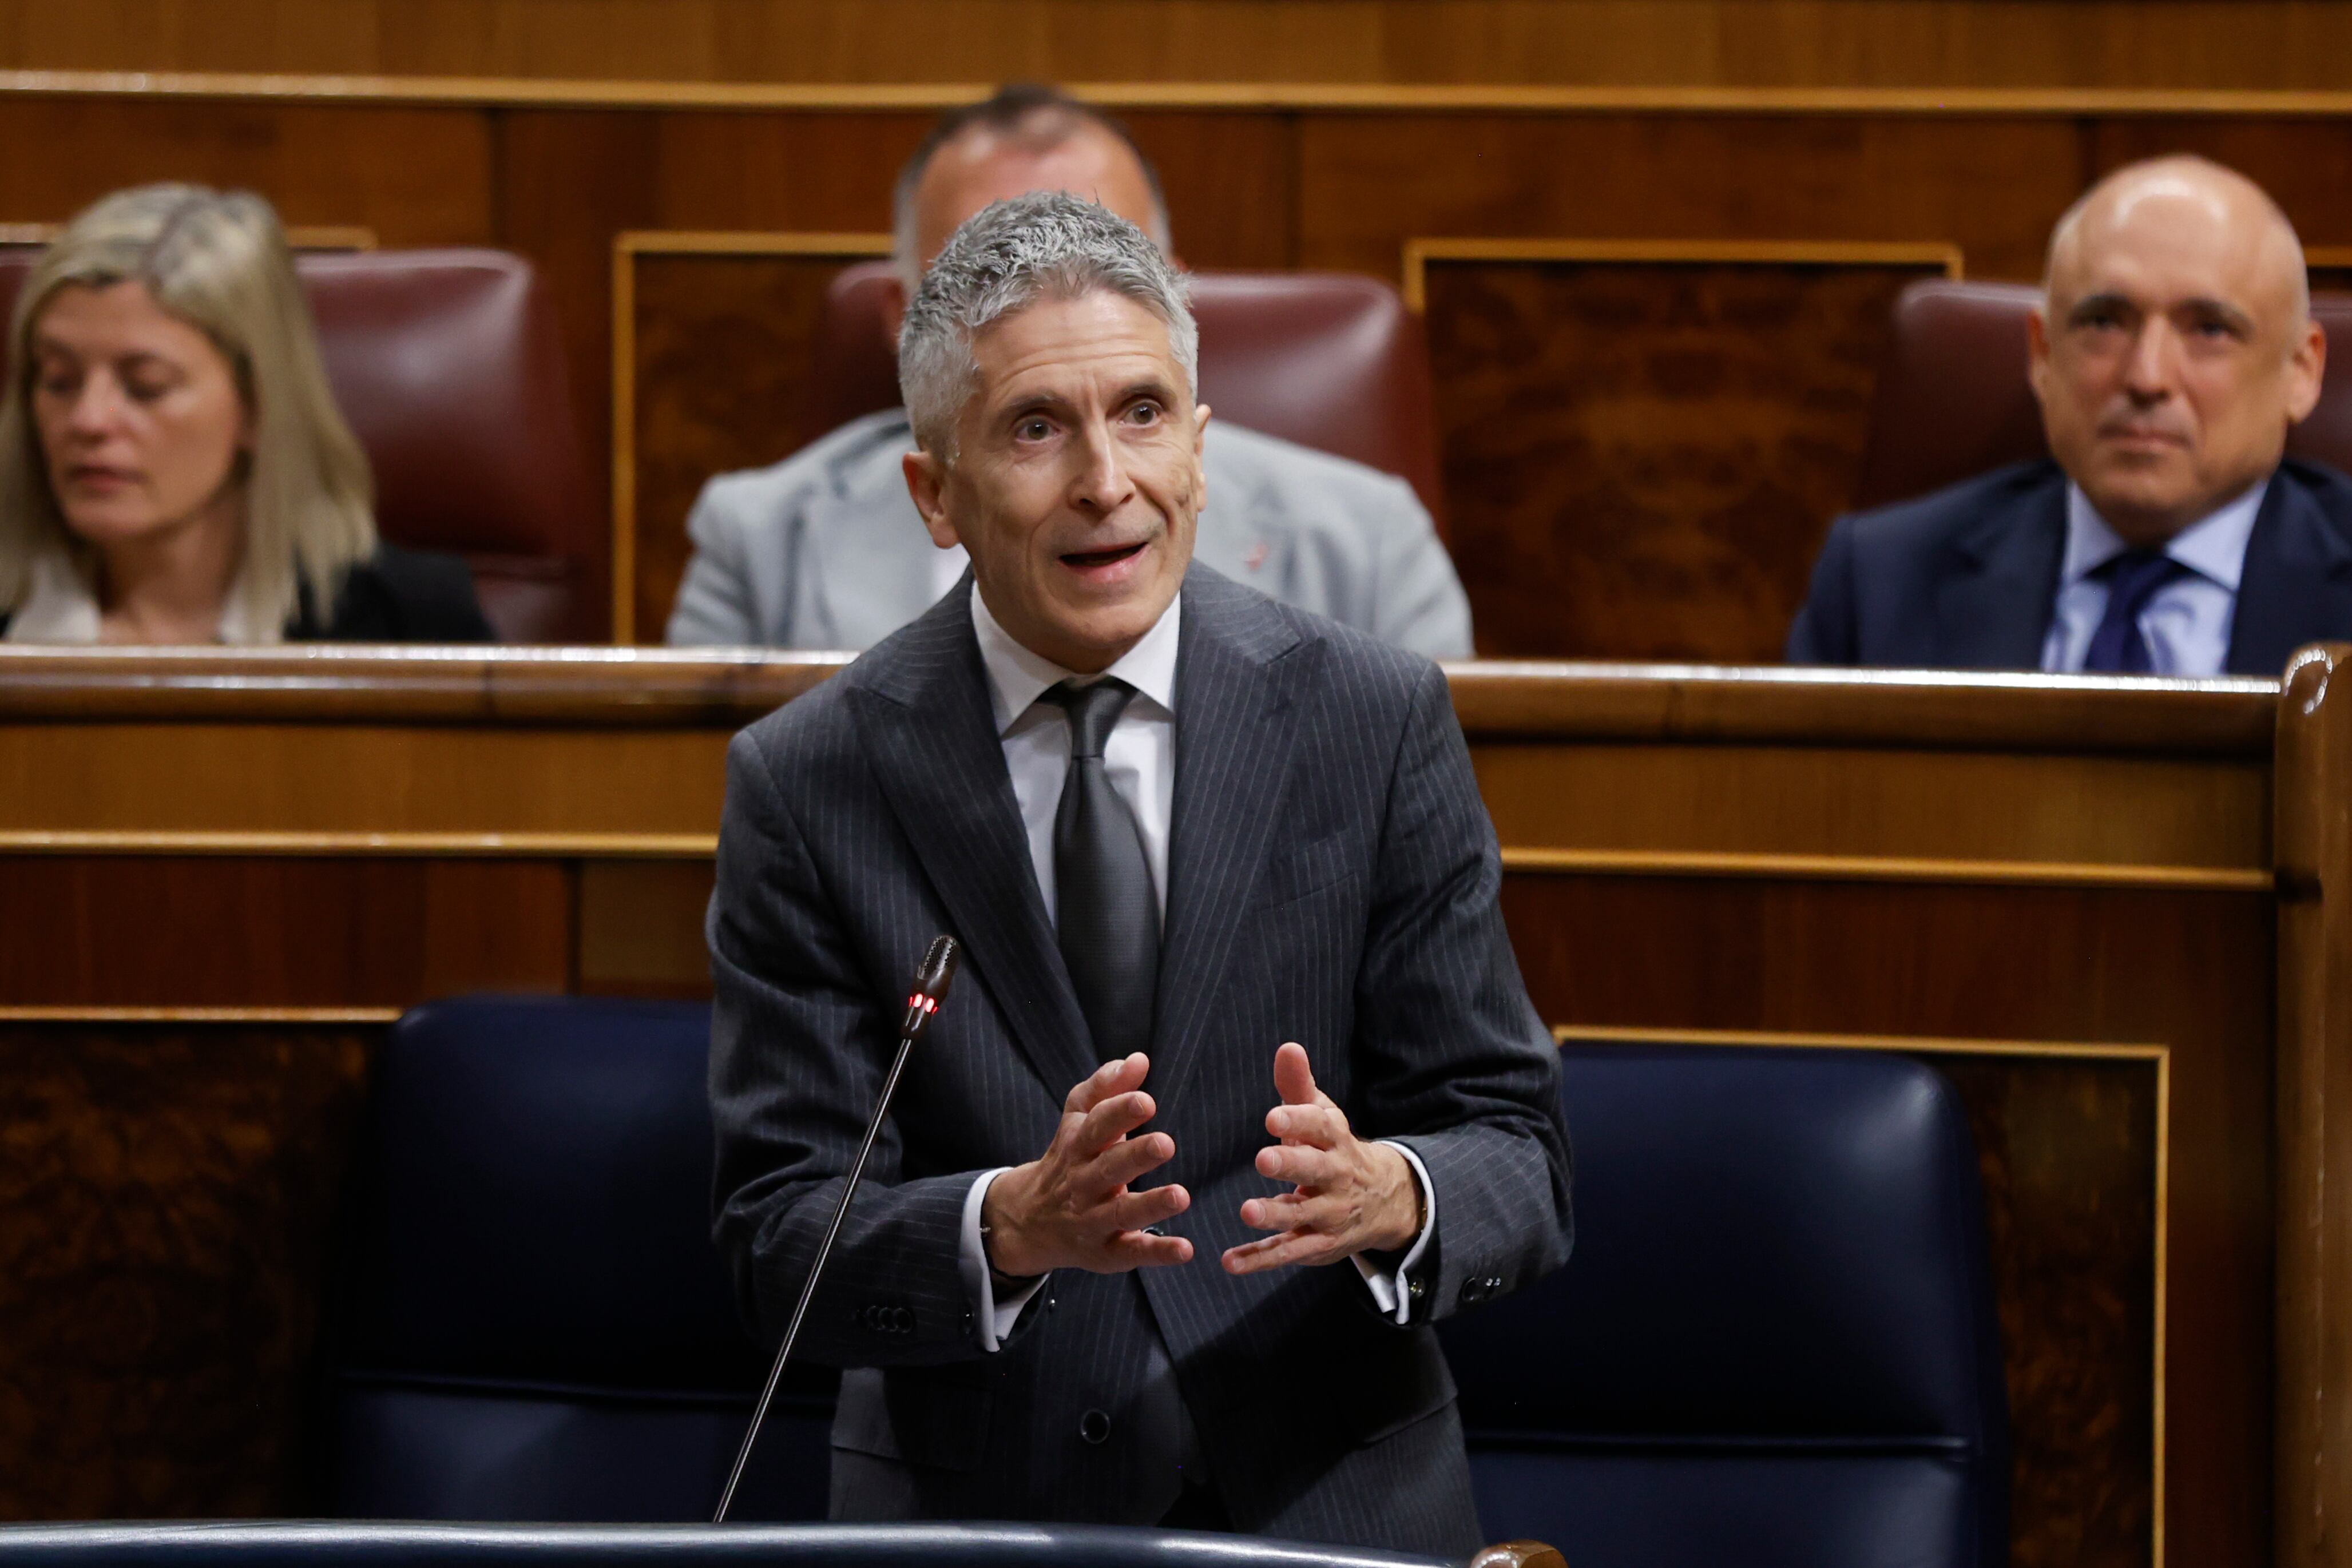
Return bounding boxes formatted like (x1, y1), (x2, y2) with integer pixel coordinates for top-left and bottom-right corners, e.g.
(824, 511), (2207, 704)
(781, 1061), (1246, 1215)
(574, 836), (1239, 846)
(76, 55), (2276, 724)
(0, 184), (491, 643)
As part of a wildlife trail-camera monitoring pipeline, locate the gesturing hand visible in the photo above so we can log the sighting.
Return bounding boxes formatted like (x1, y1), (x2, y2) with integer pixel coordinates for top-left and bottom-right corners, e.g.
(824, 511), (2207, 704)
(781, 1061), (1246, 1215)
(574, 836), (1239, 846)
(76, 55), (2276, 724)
(982, 1053), (1193, 1278)
(1223, 1042), (1421, 1275)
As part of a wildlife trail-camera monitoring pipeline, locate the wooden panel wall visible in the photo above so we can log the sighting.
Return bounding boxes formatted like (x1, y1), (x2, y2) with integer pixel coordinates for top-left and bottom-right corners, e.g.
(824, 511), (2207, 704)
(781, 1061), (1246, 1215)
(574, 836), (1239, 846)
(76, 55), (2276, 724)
(0, 1014), (381, 1517)
(2274, 643), (2352, 1568)
(619, 237), (888, 642)
(0, 650), (2290, 1568)
(574, 94), (2352, 649)
(15, 1), (2352, 91)
(7, 84), (2352, 648)
(1417, 247), (1954, 660)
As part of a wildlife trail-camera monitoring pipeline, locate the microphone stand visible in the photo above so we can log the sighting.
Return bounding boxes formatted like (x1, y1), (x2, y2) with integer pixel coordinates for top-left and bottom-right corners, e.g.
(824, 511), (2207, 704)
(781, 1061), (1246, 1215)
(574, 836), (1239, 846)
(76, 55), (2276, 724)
(713, 935), (961, 1524)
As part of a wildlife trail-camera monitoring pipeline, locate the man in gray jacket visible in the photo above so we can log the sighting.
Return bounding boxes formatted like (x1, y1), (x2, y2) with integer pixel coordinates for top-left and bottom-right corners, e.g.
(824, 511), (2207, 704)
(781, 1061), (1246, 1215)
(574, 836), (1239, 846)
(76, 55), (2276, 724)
(665, 85), (1473, 658)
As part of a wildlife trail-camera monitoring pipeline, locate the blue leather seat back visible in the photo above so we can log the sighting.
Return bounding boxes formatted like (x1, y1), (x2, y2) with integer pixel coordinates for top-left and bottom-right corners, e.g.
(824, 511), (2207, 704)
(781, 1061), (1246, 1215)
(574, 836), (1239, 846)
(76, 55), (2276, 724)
(323, 997), (829, 1522)
(1440, 1045), (2009, 1568)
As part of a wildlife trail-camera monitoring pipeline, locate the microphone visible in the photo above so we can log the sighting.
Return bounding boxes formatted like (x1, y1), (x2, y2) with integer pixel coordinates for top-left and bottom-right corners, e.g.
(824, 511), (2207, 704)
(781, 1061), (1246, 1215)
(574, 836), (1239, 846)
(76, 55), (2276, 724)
(713, 934), (961, 1523)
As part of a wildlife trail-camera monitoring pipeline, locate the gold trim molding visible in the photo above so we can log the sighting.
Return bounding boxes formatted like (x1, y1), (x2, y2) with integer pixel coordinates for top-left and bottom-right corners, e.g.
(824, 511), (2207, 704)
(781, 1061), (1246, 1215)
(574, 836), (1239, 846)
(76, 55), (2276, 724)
(610, 229), (893, 642)
(1402, 237), (1965, 312)
(18, 71), (2352, 118)
(1502, 847), (2271, 892)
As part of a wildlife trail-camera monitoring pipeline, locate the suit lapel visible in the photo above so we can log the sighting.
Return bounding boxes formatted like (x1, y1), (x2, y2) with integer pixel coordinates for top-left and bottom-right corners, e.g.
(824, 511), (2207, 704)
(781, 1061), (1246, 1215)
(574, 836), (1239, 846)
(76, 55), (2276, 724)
(847, 585), (1100, 1098)
(2227, 469), (2352, 676)
(1933, 466), (2067, 668)
(1149, 567), (1306, 1108)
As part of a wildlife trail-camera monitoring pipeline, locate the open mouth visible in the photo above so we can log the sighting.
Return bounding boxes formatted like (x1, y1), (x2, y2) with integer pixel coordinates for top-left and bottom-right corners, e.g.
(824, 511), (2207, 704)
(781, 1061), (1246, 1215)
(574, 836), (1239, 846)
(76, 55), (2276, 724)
(1060, 542), (1147, 570)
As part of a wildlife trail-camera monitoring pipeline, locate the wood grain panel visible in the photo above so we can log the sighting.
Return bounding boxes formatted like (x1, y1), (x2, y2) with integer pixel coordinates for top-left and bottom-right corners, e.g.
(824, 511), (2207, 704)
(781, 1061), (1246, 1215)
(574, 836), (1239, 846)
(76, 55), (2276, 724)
(0, 96), (491, 244)
(2274, 643), (2352, 1568)
(623, 243), (886, 641)
(495, 109), (663, 643)
(0, 724), (732, 837)
(1297, 115), (2081, 281)
(0, 859), (570, 1006)
(1509, 874), (2272, 1568)
(1478, 742), (2270, 869)
(1422, 253), (1949, 660)
(576, 858), (717, 995)
(21, 1), (2352, 91)
(1934, 1051), (2161, 1568)
(0, 1018), (375, 1518)
(2086, 120), (2352, 253)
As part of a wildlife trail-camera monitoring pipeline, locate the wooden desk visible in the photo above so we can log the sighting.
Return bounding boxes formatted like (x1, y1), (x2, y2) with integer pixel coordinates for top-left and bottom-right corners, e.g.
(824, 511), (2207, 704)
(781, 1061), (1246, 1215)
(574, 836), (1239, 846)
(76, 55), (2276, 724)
(0, 647), (2323, 1568)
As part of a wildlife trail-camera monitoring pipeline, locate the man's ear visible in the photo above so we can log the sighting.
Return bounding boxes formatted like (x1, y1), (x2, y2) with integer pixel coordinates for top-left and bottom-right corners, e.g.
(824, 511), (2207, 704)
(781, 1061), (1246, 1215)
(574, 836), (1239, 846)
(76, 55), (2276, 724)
(2287, 316), (2329, 424)
(1193, 400), (1211, 457)
(903, 448), (962, 549)
(2025, 307), (2053, 412)
(880, 276), (909, 348)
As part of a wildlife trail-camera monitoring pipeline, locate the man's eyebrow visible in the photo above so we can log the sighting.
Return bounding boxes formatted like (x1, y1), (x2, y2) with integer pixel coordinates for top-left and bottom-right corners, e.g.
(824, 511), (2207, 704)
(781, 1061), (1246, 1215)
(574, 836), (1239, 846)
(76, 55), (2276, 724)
(997, 390), (1073, 423)
(2064, 291), (2136, 324)
(2177, 296), (2256, 333)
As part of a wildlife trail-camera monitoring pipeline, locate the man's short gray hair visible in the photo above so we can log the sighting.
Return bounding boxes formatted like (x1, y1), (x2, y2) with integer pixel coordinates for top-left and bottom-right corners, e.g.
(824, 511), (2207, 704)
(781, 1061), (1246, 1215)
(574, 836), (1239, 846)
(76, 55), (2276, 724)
(898, 190), (1197, 461)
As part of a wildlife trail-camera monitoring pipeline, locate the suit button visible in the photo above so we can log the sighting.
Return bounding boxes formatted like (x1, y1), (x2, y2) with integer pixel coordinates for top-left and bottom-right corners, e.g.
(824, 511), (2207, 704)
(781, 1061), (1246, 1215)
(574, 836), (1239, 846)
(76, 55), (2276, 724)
(1078, 1409), (1112, 1444)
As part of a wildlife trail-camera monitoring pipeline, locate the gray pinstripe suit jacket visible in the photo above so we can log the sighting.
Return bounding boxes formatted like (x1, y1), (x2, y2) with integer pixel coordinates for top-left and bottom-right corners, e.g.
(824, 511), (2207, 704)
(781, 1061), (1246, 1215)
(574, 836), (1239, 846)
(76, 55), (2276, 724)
(707, 563), (1572, 1553)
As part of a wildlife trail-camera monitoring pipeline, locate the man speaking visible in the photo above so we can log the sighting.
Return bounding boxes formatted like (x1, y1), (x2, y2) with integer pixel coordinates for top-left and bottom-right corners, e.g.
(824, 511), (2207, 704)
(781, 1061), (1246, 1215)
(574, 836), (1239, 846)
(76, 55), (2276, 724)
(707, 192), (1572, 1554)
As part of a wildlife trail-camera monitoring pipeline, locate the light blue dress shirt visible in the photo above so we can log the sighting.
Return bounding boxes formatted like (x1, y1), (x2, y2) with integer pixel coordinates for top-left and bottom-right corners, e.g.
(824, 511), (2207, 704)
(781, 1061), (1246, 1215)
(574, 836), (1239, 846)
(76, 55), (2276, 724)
(2040, 479), (2267, 676)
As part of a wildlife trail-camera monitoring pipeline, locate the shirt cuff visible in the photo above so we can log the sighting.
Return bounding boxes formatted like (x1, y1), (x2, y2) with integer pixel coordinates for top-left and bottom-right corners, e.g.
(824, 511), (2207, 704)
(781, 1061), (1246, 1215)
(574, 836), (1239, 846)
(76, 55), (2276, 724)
(1351, 1141), (1437, 1325)
(959, 1166), (1047, 1351)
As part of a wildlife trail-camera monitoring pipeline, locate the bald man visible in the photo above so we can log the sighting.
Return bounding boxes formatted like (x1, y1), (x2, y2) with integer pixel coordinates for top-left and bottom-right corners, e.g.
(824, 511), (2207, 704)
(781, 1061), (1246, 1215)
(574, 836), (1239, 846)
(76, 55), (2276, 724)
(666, 84), (1473, 658)
(1788, 155), (2352, 676)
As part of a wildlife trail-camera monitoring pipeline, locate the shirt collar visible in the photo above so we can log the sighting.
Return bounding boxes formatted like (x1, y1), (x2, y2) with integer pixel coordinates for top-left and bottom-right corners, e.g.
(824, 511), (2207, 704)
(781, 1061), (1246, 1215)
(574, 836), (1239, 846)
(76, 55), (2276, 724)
(2061, 476), (2267, 593)
(969, 581), (1182, 737)
(5, 547), (272, 644)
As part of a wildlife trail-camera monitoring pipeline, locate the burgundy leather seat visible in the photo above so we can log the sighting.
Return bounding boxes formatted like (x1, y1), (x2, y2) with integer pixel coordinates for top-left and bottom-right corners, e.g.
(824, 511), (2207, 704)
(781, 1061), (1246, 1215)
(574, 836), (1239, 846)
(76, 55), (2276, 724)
(0, 249), (597, 642)
(1853, 277), (2352, 511)
(810, 260), (1447, 533)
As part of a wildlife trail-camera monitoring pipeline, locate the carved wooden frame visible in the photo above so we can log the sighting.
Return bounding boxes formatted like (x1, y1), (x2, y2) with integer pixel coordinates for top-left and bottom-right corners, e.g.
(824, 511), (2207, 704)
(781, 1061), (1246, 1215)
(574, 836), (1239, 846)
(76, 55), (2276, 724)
(1399, 236), (1965, 313)
(608, 229), (893, 641)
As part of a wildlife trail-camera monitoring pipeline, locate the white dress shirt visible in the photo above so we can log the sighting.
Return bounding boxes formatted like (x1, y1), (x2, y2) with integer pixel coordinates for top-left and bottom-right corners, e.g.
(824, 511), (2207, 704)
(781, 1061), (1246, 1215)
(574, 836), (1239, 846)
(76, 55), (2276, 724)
(2040, 480), (2264, 676)
(3, 549), (265, 644)
(954, 584), (1435, 1349)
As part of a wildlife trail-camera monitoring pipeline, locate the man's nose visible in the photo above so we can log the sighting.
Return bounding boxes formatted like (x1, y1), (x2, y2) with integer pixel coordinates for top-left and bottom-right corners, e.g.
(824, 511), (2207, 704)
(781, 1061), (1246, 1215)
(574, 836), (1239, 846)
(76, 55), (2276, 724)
(1069, 422), (1136, 514)
(2121, 319), (2180, 401)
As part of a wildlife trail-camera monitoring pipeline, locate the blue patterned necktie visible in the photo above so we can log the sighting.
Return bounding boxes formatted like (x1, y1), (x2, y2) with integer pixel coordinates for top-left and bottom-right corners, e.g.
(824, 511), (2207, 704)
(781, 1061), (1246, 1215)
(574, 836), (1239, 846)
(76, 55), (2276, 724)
(1041, 678), (1159, 1061)
(2081, 549), (2192, 674)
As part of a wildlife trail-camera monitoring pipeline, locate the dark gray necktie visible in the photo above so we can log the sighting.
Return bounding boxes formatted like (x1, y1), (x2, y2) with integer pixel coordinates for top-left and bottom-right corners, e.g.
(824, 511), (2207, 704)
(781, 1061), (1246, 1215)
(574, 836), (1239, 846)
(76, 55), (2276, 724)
(1041, 678), (1159, 1061)
(2082, 549), (2192, 673)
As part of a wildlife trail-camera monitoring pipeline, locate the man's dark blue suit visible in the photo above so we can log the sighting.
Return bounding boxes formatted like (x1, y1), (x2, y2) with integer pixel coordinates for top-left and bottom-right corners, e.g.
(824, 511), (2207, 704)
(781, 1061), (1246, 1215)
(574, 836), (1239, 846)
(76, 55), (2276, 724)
(1786, 457), (2352, 674)
(707, 562), (1572, 1554)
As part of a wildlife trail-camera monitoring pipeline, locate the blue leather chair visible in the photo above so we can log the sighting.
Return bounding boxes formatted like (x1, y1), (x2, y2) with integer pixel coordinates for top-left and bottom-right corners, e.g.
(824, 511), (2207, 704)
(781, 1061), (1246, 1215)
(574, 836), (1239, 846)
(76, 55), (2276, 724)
(1441, 1045), (2010, 1568)
(319, 997), (830, 1522)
